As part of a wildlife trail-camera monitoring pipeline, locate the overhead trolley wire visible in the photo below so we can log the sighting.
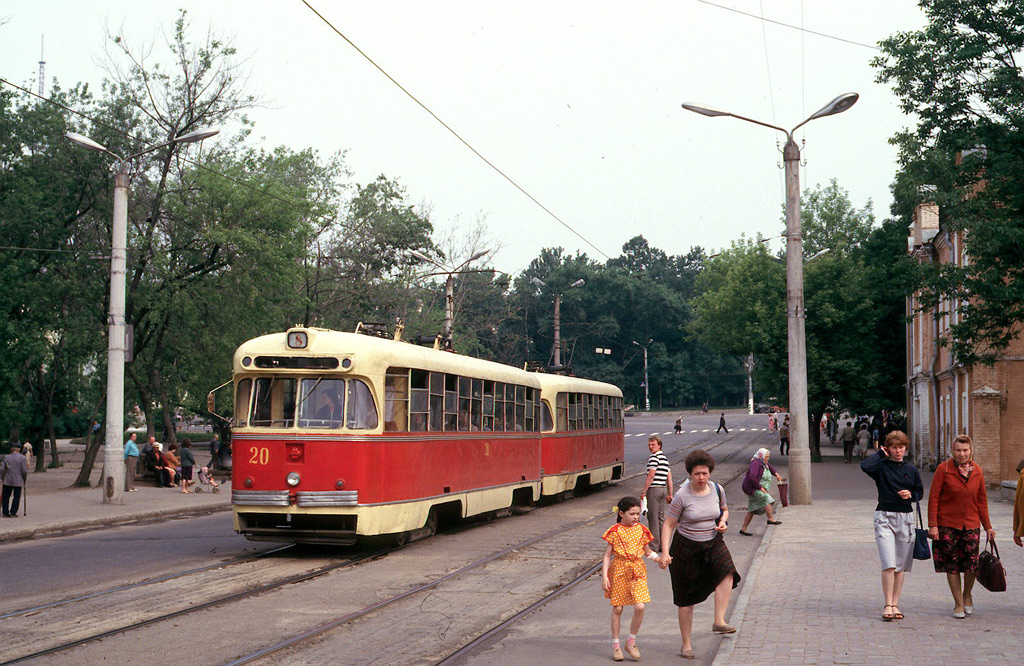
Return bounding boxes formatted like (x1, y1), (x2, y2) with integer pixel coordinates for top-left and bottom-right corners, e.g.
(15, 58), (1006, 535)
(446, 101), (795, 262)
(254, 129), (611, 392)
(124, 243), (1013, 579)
(300, 0), (613, 261)
(696, 0), (880, 50)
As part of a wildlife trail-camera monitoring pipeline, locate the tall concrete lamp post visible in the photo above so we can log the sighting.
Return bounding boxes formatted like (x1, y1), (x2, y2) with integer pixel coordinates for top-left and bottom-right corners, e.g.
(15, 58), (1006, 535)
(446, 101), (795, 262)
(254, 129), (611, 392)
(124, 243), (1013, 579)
(680, 93), (858, 505)
(632, 339), (652, 412)
(530, 276), (585, 370)
(65, 127), (219, 504)
(409, 249), (490, 350)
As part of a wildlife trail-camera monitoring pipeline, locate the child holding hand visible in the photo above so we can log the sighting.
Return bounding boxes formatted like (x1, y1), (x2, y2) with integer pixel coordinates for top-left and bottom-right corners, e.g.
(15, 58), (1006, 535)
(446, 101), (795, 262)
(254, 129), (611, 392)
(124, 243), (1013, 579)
(602, 496), (658, 661)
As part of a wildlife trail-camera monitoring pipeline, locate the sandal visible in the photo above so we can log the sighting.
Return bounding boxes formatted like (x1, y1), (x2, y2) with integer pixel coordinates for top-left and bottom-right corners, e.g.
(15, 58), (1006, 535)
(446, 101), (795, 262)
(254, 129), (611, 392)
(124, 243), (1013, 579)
(892, 606), (904, 620)
(882, 605), (894, 621)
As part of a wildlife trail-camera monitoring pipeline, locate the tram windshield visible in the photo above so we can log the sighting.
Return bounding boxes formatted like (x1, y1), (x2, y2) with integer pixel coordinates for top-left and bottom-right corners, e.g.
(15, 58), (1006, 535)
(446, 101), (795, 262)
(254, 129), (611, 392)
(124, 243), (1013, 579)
(240, 376), (378, 430)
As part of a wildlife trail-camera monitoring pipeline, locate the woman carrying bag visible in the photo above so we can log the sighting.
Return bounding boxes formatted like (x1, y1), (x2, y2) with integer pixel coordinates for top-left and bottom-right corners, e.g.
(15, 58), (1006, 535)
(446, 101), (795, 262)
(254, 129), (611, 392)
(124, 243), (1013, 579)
(738, 448), (783, 536)
(861, 430), (924, 621)
(927, 434), (995, 618)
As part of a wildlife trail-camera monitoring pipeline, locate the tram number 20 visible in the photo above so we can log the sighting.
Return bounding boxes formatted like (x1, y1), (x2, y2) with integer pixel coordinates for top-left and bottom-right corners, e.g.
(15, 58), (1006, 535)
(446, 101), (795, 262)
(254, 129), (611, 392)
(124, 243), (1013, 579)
(248, 446), (270, 466)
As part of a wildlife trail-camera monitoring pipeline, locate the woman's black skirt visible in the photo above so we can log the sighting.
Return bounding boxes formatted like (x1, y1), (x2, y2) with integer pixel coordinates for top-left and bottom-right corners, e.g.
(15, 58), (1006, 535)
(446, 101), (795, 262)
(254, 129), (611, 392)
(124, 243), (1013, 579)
(668, 532), (741, 607)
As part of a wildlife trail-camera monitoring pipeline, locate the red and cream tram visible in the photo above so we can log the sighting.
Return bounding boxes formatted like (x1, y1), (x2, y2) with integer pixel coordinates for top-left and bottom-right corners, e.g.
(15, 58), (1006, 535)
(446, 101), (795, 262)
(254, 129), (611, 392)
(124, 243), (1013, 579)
(223, 325), (624, 544)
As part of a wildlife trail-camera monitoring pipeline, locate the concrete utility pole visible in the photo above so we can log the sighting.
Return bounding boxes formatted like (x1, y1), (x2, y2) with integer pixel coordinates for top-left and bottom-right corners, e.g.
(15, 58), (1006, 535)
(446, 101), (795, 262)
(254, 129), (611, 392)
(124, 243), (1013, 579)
(530, 277), (585, 370)
(66, 128), (219, 504)
(681, 93), (858, 505)
(409, 249), (490, 351)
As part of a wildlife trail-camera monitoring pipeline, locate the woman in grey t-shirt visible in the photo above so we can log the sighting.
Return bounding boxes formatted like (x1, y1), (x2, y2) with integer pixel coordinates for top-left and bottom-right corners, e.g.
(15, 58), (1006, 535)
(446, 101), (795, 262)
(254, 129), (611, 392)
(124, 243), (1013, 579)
(659, 449), (741, 659)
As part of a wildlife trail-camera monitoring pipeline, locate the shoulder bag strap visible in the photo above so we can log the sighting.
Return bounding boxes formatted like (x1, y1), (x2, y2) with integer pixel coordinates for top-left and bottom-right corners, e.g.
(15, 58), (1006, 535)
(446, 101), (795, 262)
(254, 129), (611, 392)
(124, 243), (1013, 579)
(915, 501), (925, 530)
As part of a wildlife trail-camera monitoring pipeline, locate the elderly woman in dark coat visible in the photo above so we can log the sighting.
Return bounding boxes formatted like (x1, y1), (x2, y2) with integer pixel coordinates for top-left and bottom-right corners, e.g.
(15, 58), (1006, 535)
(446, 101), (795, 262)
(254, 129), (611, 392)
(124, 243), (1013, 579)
(738, 448), (784, 536)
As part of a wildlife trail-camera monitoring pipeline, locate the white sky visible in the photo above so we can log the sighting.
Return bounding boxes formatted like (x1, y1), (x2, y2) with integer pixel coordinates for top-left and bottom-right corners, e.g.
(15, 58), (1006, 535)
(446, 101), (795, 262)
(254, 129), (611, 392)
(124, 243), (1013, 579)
(0, 1), (926, 275)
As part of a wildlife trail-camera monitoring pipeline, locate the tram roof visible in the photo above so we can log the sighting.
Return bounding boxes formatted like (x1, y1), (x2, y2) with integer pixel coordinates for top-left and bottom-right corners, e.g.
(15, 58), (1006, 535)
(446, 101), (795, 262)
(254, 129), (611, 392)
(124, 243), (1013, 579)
(235, 327), (542, 386)
(532, 372), (623, 398)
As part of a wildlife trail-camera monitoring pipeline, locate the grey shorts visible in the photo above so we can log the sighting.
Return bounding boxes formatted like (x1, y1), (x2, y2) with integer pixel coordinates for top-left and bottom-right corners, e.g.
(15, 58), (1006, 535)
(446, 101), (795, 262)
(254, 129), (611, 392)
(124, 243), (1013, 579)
(873, 510), (914, 572)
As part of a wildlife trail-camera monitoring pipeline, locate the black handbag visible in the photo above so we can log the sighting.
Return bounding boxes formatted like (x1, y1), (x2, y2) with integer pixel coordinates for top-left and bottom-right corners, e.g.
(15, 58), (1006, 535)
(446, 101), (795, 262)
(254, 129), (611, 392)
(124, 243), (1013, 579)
(913, 502), (931, 560)
(977, 536), (1006, 592)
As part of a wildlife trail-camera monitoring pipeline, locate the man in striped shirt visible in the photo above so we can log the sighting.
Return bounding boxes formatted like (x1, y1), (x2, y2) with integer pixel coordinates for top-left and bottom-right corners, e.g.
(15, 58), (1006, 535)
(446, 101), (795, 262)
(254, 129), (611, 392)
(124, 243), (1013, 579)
(641, 435), (674, 552)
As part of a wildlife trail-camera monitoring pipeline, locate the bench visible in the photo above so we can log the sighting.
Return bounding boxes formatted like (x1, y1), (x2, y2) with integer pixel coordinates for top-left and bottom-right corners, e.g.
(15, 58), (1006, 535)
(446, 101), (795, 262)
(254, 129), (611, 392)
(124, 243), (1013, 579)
(1000, 479), (1018, 502)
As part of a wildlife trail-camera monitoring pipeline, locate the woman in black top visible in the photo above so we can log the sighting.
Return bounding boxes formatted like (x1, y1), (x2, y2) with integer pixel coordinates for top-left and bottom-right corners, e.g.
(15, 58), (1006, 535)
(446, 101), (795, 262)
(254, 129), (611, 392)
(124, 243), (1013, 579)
(860, 430), (923, 621)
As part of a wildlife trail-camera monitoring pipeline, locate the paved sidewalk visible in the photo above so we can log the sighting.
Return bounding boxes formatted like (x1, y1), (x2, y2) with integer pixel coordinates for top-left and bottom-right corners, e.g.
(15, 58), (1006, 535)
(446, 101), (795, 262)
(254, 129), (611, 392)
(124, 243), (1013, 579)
(713, 457), (1024, 666)
(0, 441), (231, 542)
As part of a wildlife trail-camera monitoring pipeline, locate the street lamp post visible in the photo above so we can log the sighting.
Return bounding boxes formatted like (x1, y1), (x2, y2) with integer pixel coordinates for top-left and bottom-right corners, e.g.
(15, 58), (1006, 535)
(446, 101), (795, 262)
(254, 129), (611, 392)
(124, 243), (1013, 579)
(681, 93), (858, 505)
(632, 339), (652, 412)
(530, 277), (585, 370)
(409, 249), (490, 350)
(66, 128), (219, 504)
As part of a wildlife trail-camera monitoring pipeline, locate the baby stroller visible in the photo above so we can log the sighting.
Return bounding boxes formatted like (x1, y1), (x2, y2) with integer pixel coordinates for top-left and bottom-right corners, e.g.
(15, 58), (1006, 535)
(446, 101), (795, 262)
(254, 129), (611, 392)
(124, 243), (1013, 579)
(193, 466), (221, 493)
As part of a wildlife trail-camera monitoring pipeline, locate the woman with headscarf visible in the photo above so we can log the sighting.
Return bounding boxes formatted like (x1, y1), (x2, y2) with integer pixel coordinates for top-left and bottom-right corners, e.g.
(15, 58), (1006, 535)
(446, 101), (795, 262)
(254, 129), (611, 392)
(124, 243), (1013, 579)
(927, 434), (995, 618)
(738, 448), (784, 536)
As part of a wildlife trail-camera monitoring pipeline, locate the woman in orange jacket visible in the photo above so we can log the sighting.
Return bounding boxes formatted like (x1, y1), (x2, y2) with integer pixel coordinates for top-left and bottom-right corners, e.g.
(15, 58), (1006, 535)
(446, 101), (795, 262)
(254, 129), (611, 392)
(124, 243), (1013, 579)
(927, 434), (995, 619)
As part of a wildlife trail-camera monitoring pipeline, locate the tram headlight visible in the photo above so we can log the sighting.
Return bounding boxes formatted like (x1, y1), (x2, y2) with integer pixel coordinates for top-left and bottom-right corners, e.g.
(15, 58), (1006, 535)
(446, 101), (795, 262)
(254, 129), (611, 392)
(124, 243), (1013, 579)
(286, 472), (301, 487)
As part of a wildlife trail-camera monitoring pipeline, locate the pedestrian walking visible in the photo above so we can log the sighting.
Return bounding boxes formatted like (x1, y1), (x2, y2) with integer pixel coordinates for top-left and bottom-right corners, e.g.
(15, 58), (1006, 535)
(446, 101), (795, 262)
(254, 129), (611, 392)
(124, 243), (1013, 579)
(840, 421), (857, 463)
(861, 431), (923, 621)
(738, 448), (784, 535)
(856, 424), (872, 459)
(1, 442), (29, 518)
(21, 441), (32, 468)
(674, 417), (683, 434)
(123, 432), (139, 492)
(716, 413), (729, 434)
(659, 450), (740, 660)
(927, 435), (995, 618)
(601, 496), (656, 662)
(778, 417), (790, 456)
(767, 413), (777, 431)
(179, 438), (197, 493)
(208, 434), (220, 469)
(641, 435), (673, 552)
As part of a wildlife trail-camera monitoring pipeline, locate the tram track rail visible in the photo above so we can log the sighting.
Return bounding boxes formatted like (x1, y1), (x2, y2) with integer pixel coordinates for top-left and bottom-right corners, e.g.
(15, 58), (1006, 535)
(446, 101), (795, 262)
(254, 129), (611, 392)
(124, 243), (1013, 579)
(225, 436), (755, 666)
(0, 546), (393, 666)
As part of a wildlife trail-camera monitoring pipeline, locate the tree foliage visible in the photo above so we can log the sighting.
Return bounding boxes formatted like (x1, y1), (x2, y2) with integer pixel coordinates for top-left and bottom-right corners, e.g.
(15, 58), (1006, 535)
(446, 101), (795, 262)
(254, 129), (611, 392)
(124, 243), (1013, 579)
(874, 0), (1024, 364)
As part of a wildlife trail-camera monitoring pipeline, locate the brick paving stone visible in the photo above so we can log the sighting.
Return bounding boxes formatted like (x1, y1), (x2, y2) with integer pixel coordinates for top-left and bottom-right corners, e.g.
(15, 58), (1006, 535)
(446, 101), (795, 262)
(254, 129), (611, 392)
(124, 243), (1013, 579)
(712, 459), (1024, 666)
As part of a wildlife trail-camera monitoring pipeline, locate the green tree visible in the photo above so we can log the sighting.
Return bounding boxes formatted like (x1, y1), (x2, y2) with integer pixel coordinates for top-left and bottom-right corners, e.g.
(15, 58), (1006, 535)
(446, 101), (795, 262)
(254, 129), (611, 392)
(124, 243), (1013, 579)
(874, 0), (1024, 365)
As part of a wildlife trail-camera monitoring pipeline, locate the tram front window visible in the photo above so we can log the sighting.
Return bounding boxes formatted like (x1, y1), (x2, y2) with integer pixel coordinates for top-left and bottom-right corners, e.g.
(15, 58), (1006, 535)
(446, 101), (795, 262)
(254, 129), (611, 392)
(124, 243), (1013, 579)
(250, 378), (297, 427)
(298, 378), (346, 428)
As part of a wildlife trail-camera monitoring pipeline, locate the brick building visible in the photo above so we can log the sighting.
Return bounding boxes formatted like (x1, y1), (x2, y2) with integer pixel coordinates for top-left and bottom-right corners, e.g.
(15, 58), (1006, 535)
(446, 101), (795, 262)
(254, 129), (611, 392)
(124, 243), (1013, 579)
(906, 197), (1024, 482)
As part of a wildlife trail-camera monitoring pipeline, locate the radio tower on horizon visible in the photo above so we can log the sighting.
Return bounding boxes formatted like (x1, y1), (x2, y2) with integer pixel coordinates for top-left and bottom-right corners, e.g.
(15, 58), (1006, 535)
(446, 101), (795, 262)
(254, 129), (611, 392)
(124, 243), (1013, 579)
(38, 36), (46, 96)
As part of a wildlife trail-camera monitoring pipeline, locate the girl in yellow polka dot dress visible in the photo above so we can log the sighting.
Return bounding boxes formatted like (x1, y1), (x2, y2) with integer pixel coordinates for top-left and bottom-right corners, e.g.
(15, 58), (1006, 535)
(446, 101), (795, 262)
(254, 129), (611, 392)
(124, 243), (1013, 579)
(602, 496), (657, 661)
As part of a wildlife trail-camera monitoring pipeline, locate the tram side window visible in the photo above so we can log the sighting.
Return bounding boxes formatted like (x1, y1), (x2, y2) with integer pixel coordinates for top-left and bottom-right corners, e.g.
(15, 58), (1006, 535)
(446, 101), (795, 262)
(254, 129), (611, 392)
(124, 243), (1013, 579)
(429, 371), (444, 432)
(250, 377), (297, 427)
(458, 376), (471, 431)
(525, 387), (536, 432)
(542, 399), (555, 432)
(482, 380), (494, 432)
(444, 374), (458, 431)
(234, 378), (252, 427)
(556, 393), (568, 432)
(494, 382), (506, 432)
(471, 378), (483, 431)
(408, 369), (429, 431)
(385, 370), (408, 432)
(297, 378), (346, 428)
(347, 379), (379, 429)
(514, 385), (525, 431)
(586, 394), (595, 429)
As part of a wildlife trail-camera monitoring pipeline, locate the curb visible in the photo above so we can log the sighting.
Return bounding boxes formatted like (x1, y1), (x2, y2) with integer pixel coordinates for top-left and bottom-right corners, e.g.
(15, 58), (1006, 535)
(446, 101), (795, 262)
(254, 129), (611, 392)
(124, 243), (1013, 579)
(710, 520), (779, 666)
(0, 504), (232, 542)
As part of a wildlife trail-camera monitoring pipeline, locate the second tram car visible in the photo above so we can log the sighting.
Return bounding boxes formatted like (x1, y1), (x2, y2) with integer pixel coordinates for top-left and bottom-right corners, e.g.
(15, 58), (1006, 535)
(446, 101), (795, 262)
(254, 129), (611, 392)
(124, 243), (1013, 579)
(223, 325), (624, 544)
